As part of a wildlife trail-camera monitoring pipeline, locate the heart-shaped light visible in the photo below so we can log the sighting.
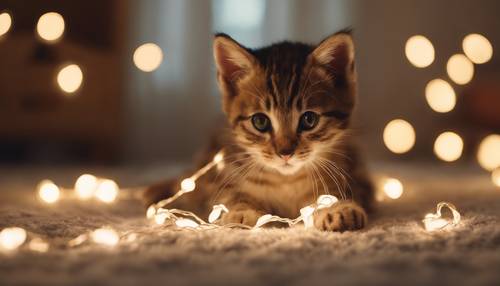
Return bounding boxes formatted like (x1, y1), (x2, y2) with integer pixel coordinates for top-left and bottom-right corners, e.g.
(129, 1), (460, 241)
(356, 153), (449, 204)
(422, 202), (461, 231)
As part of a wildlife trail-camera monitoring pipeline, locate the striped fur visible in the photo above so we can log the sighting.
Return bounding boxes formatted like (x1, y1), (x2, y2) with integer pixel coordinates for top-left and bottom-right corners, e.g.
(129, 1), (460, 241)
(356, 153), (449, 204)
(143, 31), (374, 231)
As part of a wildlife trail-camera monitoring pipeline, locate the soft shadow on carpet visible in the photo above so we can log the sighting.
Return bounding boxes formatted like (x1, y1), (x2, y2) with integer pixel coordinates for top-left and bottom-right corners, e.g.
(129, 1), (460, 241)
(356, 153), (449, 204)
(1, 163), (499, 286)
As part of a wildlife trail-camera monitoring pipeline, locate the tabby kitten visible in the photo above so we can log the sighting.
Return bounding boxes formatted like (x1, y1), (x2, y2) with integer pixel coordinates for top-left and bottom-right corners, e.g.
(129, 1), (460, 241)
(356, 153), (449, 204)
(144, 30), (374, 232)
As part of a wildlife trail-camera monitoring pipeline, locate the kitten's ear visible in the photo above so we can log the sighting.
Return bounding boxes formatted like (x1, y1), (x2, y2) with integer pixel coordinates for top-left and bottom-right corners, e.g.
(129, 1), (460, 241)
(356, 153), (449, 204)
(213, 34), (257, 97)
(310, 31), (356, 83)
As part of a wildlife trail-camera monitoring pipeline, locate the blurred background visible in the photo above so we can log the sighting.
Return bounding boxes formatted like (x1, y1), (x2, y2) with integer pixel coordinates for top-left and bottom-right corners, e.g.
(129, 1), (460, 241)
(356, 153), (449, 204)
(0, 0), (499, 177)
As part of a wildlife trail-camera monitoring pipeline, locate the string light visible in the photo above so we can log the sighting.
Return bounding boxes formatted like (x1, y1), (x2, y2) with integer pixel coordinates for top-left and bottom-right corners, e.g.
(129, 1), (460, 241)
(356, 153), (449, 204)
(180, 178), (196, 192)
(382, 178), (404, 199)
(492, 168), (500, 188)
(477, 134), (500, 171)
(75, 174), (98, 199)
(175, 218), (200, 228)
(208, 204), (229, 223)
(405, 35), (435, 68)
(425, 79), (456, 113)
(447, 54), (474, 85)
(91, 228), (119, 246)
(95, 179), (119, 203)
(36, 12), (65, 42)
(462, 34), (493, 64)
(383, 119), (416, 154)
(0, 12), (12, 38)
(434, 132), (464, 162)
(133, 43), (163, 72)
(0, 227), (27, 250)
(57, 64), (83, 94)
(422, 202), (461, 232)
(37, 179), (60, 203)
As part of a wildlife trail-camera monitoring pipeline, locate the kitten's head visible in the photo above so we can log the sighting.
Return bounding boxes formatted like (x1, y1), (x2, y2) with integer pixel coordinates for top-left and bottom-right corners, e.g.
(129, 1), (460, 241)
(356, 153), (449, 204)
(213, 31), (356, 175)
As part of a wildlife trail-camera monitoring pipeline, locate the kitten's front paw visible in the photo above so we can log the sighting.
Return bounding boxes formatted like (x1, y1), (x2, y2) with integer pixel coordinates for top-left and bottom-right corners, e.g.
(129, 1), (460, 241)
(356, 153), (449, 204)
(314, 201), (367, 232)
(220, 205), (263, 226)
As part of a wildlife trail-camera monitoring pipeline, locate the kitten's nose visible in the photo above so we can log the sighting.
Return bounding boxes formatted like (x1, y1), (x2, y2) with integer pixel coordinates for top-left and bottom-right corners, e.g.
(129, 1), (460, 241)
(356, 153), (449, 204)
(280, 154), (292, 162)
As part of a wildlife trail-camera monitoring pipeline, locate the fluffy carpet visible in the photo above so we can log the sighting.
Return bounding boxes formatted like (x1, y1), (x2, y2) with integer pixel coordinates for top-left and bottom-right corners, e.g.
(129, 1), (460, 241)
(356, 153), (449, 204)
(1, 163), (499, 286)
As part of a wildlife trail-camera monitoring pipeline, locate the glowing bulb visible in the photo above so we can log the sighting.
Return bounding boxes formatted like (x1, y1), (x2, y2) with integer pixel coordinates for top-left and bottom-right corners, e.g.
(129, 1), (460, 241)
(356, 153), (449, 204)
(146, 205), (157, 219)
(28, 238), (49, 253)
(75, 174), (98, 199)
(300, 206), (315, 229)
(213, 151), (224, 164)
(37, 180), (60, 203)
(180, 178), (196, 192)
(175, 218), (199, 228)
(492, 168), (500, 188)
(95, 179), (119, 203)
(422, 202), (461, 232)
(208, 204), (229, 223)
(382, 178), (404, 199)
(316, 195), (338, 209)
(447, 54), (474, 85)
(462, 34), (493, 64)
(254, 214), (273, 228)
(133, 43), (163, 72)
(425, 79), (456, 113)
(0, 12), (12, 37)
(0, 227), (27, 250)
(434, 132), (464, 162)
(57, 64), (83, 93)
(154, 212), (169, 225)
(405, 35), (435, 68)
(91, 228), (119, 246)
(383, 119), (416, 154)
(36, 12), (64, 42)
(477, 134), (500, 171)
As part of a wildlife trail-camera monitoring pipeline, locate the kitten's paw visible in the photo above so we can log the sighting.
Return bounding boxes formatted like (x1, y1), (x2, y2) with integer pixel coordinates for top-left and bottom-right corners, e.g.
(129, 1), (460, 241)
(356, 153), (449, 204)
(220, 206), (263, 226)
(314, 201), (367, 232)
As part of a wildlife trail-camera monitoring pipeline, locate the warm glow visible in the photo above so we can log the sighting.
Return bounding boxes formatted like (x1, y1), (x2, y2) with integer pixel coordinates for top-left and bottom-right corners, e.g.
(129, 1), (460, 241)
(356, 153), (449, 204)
(0, 227), (27, 250)
(434, 132), (464, 162)
(492, 169), (500, 188)
(477, 134), (500, 171)
(382, 178), (404, 199)
(208, 204), (229, 223)
(133, 43), (163, 72)
(425, 79), (456, 113)
(462, 33), (493, 64)
(447, 54), (474, 85)
(57, 64), (83, 93)
(36, 12), (65, 42)
(146, 205), (156, 219)
(175, 218), (199, 228)
(423, 215), (449, 231)
(213, 151), (224, 164)
(300, 206), (315, 228)
(37, 180), (60, 203)
(28, 238), (49, 253)
(405, 35), (435, 68)
(95, 179), (119, 203)
(0, 12), (12, 37)
(154, 212), (169, 225)
(383, 119), (416, 154)
(75, 174), (98, 199)
(180, 178), (196, 192)
(91, 228), (119, 246)
(422, 202), (461, 232)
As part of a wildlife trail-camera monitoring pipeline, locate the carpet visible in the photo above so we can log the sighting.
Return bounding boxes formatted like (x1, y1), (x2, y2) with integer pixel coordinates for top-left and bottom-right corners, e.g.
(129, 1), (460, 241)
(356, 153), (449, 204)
(1, 163), (499, 286)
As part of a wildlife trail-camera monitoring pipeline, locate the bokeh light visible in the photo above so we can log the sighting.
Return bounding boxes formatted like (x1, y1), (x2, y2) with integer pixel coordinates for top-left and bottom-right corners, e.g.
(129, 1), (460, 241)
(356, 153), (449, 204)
(91, 228), (119, 246)
(382, 178), (404, 199)
(492, 168), (500, 188)
(446, 54), (474, 85)
(383, 119), (416, 154)
(434, 132), (464, 162)
(75, 174), (98, 199)
(28, 238), (49, 253)
(477, 134), (500, 171)
(57, 64), (83, 93)
(425, 79), (456, 113)
(462, 33), (493, 64)
(0, 227), (27, 250)
(37, 180), (60, 203)
(95, 179), (119, 203)
(405, 35), (435, 68)
(0, 12), (12, 38)
(133, 43), (163, 72)
(36, 12), (65, 42)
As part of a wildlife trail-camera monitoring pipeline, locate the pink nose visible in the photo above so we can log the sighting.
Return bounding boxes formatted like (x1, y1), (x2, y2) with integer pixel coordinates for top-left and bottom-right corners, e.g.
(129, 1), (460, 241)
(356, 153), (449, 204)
(280, 155), (292, 162)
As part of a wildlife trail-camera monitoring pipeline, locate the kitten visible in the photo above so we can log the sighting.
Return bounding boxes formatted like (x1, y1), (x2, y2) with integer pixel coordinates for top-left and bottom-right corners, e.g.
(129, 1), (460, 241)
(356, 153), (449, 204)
(144, 30), (374, 232)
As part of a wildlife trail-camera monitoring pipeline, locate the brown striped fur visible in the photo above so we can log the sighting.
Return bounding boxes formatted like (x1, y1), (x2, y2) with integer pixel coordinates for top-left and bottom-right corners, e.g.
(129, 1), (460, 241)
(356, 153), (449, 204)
(143, 30), (374, 231)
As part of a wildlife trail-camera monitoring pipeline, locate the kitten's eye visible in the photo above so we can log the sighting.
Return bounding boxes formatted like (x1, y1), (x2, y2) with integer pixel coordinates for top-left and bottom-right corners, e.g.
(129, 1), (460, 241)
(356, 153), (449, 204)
(299, 111), (319, 131)
(251, 113), (271, 132)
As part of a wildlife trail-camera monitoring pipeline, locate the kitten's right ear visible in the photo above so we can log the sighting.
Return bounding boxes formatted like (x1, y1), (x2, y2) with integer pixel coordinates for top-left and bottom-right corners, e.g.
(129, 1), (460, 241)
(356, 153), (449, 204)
(213, 34), (257, 98)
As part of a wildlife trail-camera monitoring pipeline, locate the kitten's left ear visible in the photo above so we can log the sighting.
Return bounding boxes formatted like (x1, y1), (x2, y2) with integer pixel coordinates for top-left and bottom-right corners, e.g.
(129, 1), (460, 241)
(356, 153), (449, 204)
(310, 31), (356, 83)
